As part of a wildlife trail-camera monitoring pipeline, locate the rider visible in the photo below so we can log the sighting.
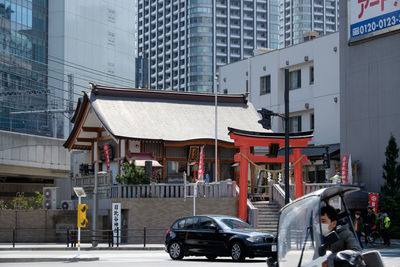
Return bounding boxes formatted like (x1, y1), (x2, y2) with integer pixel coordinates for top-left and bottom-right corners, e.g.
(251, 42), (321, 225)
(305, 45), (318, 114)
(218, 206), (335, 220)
(321, 205), (361, 253)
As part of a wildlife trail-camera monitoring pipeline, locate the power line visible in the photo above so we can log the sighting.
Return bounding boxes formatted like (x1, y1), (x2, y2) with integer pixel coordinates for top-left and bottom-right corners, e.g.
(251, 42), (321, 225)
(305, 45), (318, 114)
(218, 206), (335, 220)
(0, 39), (137, 87)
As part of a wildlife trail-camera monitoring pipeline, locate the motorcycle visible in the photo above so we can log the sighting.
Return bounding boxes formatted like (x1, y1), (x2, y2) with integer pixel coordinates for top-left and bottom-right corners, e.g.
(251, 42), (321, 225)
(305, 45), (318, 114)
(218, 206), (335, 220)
(266, 186), (385, 267)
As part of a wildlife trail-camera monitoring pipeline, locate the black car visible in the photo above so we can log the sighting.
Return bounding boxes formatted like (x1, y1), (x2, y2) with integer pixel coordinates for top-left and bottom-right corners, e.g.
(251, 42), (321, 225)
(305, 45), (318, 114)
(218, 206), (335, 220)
(165, 215), (276, 262)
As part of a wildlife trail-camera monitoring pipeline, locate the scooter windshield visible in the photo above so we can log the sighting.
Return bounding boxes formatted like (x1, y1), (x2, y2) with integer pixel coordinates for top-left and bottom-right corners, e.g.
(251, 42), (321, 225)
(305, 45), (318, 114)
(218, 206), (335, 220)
(278, 196), (322, 267)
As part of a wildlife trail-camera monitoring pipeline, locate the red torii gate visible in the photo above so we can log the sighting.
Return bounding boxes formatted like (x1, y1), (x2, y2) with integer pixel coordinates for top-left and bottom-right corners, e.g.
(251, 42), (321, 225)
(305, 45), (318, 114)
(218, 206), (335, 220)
(228, 128), (313, 222)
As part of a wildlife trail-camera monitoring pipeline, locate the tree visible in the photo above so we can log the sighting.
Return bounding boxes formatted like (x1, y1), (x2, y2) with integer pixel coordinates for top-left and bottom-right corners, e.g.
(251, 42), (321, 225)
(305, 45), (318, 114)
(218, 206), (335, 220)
(115, 160), (149, 185)
(380, 134), (400, 237)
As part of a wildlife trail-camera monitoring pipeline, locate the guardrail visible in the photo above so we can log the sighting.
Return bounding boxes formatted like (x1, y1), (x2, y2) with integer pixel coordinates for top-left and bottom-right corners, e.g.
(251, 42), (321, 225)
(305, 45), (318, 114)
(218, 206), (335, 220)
(111, 181), (237, 199)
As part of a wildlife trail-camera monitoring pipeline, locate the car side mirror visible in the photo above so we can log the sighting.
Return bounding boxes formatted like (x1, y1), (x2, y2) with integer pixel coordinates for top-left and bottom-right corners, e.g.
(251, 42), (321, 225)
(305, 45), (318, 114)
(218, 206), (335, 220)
(209, 224), (218, 231)
(319, 231), (340, 256)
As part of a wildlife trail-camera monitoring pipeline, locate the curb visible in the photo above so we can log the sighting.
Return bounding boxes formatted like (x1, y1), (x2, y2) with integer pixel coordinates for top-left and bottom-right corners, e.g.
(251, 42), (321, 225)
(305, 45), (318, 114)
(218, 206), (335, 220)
(0, 257), (100, 263)
(0, 247), (165, 251)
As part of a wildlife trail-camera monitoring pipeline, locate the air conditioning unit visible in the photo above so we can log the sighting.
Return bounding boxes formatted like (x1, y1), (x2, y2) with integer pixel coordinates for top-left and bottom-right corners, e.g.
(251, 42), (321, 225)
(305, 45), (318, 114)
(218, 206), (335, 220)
(43, 187), (59, 210)
(60, 200), (74, 210)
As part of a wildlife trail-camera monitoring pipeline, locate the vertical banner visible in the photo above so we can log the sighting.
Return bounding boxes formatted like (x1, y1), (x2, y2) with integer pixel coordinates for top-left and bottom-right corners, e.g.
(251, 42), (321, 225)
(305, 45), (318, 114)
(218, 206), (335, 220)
(198, 146), (205, 181)
(112, 203), (121, 244)
(368, 193), (379, 213)
(341, 155), (348, 184)
(103, 143), (110, 171)
(348, 154), (353, 184)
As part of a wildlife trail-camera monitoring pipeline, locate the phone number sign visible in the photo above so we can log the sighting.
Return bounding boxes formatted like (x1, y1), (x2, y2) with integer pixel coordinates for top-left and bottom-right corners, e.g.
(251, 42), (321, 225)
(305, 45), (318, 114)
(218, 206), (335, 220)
(349, 0), (400, 42)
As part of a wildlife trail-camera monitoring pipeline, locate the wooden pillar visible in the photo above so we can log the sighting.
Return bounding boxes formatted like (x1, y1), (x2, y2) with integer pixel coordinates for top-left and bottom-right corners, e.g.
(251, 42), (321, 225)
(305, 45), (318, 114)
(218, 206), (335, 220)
(293, 148), (304, 199)
(238, 145), (249, 221)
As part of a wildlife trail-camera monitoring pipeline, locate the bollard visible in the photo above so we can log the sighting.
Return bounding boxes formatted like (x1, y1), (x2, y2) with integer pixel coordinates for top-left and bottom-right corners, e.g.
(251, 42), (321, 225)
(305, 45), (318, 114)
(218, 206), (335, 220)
(111, 230), (114, 247)
(116, 227), (119, 247)
(143, 227), (147, 248)
(12, 228), (15, 248)
(66, 227), (70, 247)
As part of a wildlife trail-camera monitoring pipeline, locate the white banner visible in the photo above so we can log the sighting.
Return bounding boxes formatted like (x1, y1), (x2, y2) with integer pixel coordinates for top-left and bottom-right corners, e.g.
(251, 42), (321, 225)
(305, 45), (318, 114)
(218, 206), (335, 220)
(112, 203), (121, 244)
(349, 0), (400, 41)
(348, 154), (353, 184)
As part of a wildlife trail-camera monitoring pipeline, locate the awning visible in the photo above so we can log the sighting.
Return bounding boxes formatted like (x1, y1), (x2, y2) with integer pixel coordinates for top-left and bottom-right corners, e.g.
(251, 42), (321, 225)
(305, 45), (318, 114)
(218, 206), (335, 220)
(125, 152), (163, 167)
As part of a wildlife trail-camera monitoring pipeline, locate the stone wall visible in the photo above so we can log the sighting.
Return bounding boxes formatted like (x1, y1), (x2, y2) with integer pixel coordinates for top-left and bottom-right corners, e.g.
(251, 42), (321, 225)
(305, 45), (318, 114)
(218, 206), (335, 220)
(112, 197), (238, 244)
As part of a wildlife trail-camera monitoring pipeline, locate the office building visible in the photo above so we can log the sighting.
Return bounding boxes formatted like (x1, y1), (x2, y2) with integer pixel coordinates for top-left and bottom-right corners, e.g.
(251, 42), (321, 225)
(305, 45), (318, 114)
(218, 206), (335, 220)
(280, 0), (339, 47)
(137, 0), (280, 92)
(0, 0), (49, 136)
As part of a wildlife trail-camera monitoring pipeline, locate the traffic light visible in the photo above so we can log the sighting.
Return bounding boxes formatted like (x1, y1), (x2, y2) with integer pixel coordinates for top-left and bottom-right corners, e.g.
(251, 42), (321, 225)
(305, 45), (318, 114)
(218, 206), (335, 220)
(257, 108), (273, 129)
(322, 147), (330, 169)
(77, 204), (88, 228)
(269, 143), (280, 157)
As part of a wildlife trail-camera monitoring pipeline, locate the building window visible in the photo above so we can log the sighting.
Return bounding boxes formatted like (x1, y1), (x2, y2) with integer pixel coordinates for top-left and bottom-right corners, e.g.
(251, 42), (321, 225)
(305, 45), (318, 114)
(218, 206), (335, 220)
(309, 66), (314, 84)
(289, 116), (302, 133)
(289, 69), (301, 90)
(260, 75), (271, 95)
(310, 113), (314, 130)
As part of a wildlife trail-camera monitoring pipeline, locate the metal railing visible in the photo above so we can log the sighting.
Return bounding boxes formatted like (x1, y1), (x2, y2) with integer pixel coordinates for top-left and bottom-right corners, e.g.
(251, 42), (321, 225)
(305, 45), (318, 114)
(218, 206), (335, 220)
(270, 182), (288, 209)
(111, 181), (237, 199)
(0, 227), (167, 248)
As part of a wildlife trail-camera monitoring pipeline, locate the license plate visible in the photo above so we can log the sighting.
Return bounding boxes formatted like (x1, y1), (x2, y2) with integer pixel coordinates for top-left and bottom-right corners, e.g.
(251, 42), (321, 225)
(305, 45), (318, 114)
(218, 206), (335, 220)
(271, 245), (277, 252)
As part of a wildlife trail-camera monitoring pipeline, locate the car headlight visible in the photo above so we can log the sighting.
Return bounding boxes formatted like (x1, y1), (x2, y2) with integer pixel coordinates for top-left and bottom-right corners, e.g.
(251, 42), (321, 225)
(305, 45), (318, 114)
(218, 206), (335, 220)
(246, 236), (264, 243)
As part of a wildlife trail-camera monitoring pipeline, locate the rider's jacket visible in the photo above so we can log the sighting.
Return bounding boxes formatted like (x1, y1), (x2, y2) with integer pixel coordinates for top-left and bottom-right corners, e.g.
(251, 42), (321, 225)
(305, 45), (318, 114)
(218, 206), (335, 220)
(328, 224), (362, 254)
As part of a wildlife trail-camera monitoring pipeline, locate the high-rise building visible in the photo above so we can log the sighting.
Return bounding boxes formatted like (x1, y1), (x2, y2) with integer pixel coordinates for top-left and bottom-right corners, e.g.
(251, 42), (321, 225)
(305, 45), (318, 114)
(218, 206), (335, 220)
(137, 0), (280, 93)
(0, 0), (49, 136)
(280, 0), (339, 48)
(0, 0), (136, 139)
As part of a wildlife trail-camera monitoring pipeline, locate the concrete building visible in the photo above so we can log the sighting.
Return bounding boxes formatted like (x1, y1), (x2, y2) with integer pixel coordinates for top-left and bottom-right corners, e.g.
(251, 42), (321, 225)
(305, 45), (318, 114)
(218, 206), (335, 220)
(280, 0), (339, 48)
(219, 32), (340, 182)
(339, 0), (400, 190)
(137, 0), (280, 93)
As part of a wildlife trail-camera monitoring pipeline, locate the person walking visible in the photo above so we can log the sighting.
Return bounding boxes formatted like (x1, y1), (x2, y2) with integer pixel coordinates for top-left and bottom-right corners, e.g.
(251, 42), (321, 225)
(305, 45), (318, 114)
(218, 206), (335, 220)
(380, 211), (391, 246)
(353, 211), (363, 246)
(364, 206), (377, 245)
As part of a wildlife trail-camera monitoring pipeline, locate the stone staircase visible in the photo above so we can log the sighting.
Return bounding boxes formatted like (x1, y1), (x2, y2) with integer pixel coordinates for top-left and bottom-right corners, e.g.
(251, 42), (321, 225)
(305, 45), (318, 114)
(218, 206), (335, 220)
(252, 201), (280, 234)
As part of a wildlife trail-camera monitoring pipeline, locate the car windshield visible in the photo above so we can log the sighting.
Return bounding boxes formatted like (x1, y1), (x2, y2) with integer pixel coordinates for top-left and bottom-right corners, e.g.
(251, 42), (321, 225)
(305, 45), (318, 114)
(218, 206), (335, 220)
(216, 218), (252, 229)
(278, 196), (321, 267)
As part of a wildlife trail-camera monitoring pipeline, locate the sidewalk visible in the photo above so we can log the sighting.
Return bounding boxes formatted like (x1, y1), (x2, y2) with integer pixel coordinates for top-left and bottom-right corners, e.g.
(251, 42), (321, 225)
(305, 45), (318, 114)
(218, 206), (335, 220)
(0, 243), (165, 263)
(0, 243), (165, 251)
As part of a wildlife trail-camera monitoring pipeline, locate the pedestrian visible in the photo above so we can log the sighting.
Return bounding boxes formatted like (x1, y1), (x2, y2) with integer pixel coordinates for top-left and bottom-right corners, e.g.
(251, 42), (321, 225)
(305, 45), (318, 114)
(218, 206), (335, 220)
(364, 206), (377, 245)
(330, 171), (341, 184)
(205, 172), (210, 183)
(353, 211), (363, 245)
(380, 210), (391, 246)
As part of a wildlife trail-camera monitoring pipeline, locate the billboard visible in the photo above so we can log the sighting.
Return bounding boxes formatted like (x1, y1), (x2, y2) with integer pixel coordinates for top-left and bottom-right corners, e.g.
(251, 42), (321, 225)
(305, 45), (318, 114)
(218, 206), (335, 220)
(349, 0), (400, 42)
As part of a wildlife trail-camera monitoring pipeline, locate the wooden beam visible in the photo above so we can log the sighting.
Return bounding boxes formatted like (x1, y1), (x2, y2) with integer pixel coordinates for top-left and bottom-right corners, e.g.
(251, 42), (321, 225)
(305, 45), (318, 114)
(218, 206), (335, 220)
(82, 126), (105, 132)
(77, 138), (94, 143)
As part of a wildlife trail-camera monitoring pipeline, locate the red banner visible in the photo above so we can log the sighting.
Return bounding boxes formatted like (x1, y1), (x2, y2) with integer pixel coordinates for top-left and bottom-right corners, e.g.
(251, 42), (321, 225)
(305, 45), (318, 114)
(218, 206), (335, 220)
(198, 146), (204, 181)
(341, 155), (348, 183)
(368, 193), (379, 214)
(103, 143), (110, 171)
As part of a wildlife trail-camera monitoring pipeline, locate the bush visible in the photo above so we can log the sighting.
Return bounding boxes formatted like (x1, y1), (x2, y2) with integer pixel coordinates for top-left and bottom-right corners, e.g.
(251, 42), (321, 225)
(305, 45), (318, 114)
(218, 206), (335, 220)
(115, 161), (150, 185)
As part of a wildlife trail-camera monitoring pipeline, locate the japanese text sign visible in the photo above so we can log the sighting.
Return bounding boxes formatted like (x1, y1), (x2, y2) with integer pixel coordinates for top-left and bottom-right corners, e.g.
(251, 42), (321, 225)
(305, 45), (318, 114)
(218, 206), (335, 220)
(368, 193), (379, 213)
(341, 155), (348, 184)
(112, 203), (121, 244)
(349, 0), (400, 41)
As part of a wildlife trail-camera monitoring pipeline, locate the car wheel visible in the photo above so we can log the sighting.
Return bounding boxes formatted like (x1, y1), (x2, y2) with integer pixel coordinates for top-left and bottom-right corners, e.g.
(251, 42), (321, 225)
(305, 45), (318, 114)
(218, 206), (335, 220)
(168, 242), (184, 260)
(231, 241), (245, 262)
(206, 255), (217, 261)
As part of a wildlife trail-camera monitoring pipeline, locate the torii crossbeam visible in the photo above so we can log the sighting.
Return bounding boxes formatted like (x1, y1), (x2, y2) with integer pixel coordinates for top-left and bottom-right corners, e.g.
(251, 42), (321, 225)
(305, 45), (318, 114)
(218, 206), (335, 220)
(228, 128), (313, 222)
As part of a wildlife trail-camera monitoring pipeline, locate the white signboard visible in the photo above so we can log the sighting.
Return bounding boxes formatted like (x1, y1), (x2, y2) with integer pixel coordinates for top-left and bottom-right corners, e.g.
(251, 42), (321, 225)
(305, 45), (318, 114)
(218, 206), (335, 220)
(349, 0), (400, 41)
(112, 203), (121, 244)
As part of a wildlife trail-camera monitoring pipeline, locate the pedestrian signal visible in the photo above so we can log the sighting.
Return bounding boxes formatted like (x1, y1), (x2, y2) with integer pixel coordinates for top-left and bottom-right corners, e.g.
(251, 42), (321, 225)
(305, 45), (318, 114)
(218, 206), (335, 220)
(77, 204), (88, 228)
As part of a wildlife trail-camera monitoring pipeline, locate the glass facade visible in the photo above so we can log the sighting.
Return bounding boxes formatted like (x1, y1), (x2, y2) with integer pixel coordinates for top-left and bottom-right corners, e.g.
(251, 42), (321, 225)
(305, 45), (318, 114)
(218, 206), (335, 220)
(0, 0), (50, 136)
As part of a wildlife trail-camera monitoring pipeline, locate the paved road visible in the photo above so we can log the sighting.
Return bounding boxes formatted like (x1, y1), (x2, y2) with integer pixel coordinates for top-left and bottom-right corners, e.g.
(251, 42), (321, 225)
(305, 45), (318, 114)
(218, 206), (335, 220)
(1, 249), (399, 267)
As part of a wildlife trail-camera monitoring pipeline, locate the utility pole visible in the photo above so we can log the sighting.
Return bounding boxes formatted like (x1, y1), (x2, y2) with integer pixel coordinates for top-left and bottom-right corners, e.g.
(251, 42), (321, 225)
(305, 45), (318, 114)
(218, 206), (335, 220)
(284, 69), (290, 205)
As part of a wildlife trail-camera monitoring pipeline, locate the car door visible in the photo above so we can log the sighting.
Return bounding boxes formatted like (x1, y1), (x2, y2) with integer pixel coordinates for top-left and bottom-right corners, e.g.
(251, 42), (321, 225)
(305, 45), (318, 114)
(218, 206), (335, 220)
(196, 217), (226, 255)
(182, 217), (199, 253)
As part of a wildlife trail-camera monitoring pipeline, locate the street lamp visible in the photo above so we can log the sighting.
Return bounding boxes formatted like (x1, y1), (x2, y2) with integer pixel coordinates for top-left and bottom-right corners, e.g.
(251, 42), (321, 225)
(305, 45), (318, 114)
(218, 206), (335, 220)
(214, 75), (218, 183)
